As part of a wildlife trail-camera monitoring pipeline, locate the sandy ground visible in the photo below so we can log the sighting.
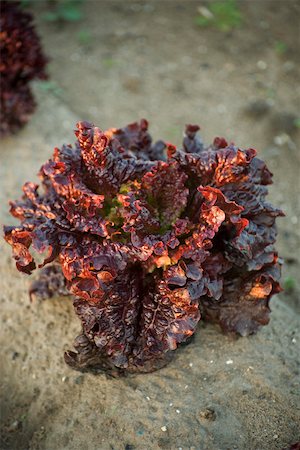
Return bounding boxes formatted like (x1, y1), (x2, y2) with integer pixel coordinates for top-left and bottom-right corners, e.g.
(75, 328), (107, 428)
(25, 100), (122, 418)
(0, 1), (300, 449)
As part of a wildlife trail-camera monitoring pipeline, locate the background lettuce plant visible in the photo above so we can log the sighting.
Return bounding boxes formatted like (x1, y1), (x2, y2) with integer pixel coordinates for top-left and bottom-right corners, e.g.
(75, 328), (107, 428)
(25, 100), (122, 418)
(0, 1), (48, 136)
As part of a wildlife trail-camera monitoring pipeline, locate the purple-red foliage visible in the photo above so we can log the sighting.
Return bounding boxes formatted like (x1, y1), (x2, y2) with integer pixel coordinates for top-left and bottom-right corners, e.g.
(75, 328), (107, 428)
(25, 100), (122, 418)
(0, 1), (48, 136)
(283, 444), (300, 450)
(4, 120), (284, 374)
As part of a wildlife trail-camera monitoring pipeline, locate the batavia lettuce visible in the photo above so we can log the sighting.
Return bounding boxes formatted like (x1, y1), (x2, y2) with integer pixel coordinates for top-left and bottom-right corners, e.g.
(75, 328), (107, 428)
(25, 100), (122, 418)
(0, 1), (48, 136)
(4, 120), (283, 374)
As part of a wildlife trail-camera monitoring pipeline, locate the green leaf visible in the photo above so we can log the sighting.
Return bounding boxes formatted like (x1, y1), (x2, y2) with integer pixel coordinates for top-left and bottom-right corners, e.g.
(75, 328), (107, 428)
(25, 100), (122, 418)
(77, 29), (92, 45)
(293, 118), (300, 129)
(42, 11), (60, 22)
(37, 81), (64, 98)
(20, 0), (31, 8)
(275, 41), (288, 55)
(196, 0), (242, 32)
(195, 16), (211, 27)
(102, 58), (119, 68)
(283, 276), (296, 292)
(58, 3), (82, 22)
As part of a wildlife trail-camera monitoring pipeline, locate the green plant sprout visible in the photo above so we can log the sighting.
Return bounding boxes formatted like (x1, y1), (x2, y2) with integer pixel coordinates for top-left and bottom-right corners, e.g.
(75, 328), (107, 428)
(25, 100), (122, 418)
(102, 58), (119, 68)
(275, 41), (288, 55)
(42, 0), (84, 23)
(77, 29), (92, 46)
(283, 276), (296, 292)
(37, 80), (64, 98)
(196, 0), (242, 32)
(294, 118), (300, 129)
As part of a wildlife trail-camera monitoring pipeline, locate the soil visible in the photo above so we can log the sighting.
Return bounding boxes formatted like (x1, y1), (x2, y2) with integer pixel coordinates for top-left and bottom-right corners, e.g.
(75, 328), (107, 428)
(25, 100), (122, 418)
(0, 1), (300, 450)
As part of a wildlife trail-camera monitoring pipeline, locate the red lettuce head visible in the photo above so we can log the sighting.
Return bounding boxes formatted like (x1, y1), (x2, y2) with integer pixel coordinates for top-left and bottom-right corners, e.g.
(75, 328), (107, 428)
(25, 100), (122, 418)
(4, 120), (283, 374)
(0, 1), (48, 136)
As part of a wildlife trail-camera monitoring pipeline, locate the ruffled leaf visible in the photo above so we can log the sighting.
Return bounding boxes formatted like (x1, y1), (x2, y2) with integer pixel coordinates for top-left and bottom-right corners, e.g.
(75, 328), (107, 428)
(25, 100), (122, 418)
(0, 1), (48, 135)
(4, 119), (283, 373)
(199, 256), (282, 335)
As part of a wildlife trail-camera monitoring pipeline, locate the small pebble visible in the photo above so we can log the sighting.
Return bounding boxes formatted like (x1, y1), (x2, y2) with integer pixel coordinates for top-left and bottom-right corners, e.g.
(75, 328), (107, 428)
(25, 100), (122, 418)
(74, 375), (84, 385)
(274, 134), (290, 146)
(224, 62), (235, 71)
(181, 56), (192, 65)
(62, 376), (68, 382)
(146, 396), (150, 401)
(169, 402), (173, 406)
(257, 60), (268, 70)
(197, 6), (213, 19)
(70, 53), (80, 62)
(292, 338), (297, 344)
(260, 20), (269, 29)
(176, 409), (180, 414)
(8, 420), (21, 432)
(161, 426), (167, 432)
(283, 61), (295, 72)
(189, 362), (193, 367)
(273, 434), (279, 439)
(291, 216), (298, 225)
(226, 359), (233, 365)
(210, 360), (214, 363)
(217, 104), (227, 114)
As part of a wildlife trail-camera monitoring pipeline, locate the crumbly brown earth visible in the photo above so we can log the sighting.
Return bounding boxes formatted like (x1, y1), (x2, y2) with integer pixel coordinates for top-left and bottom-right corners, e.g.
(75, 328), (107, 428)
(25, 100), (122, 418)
(0, 2), (299, 449)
